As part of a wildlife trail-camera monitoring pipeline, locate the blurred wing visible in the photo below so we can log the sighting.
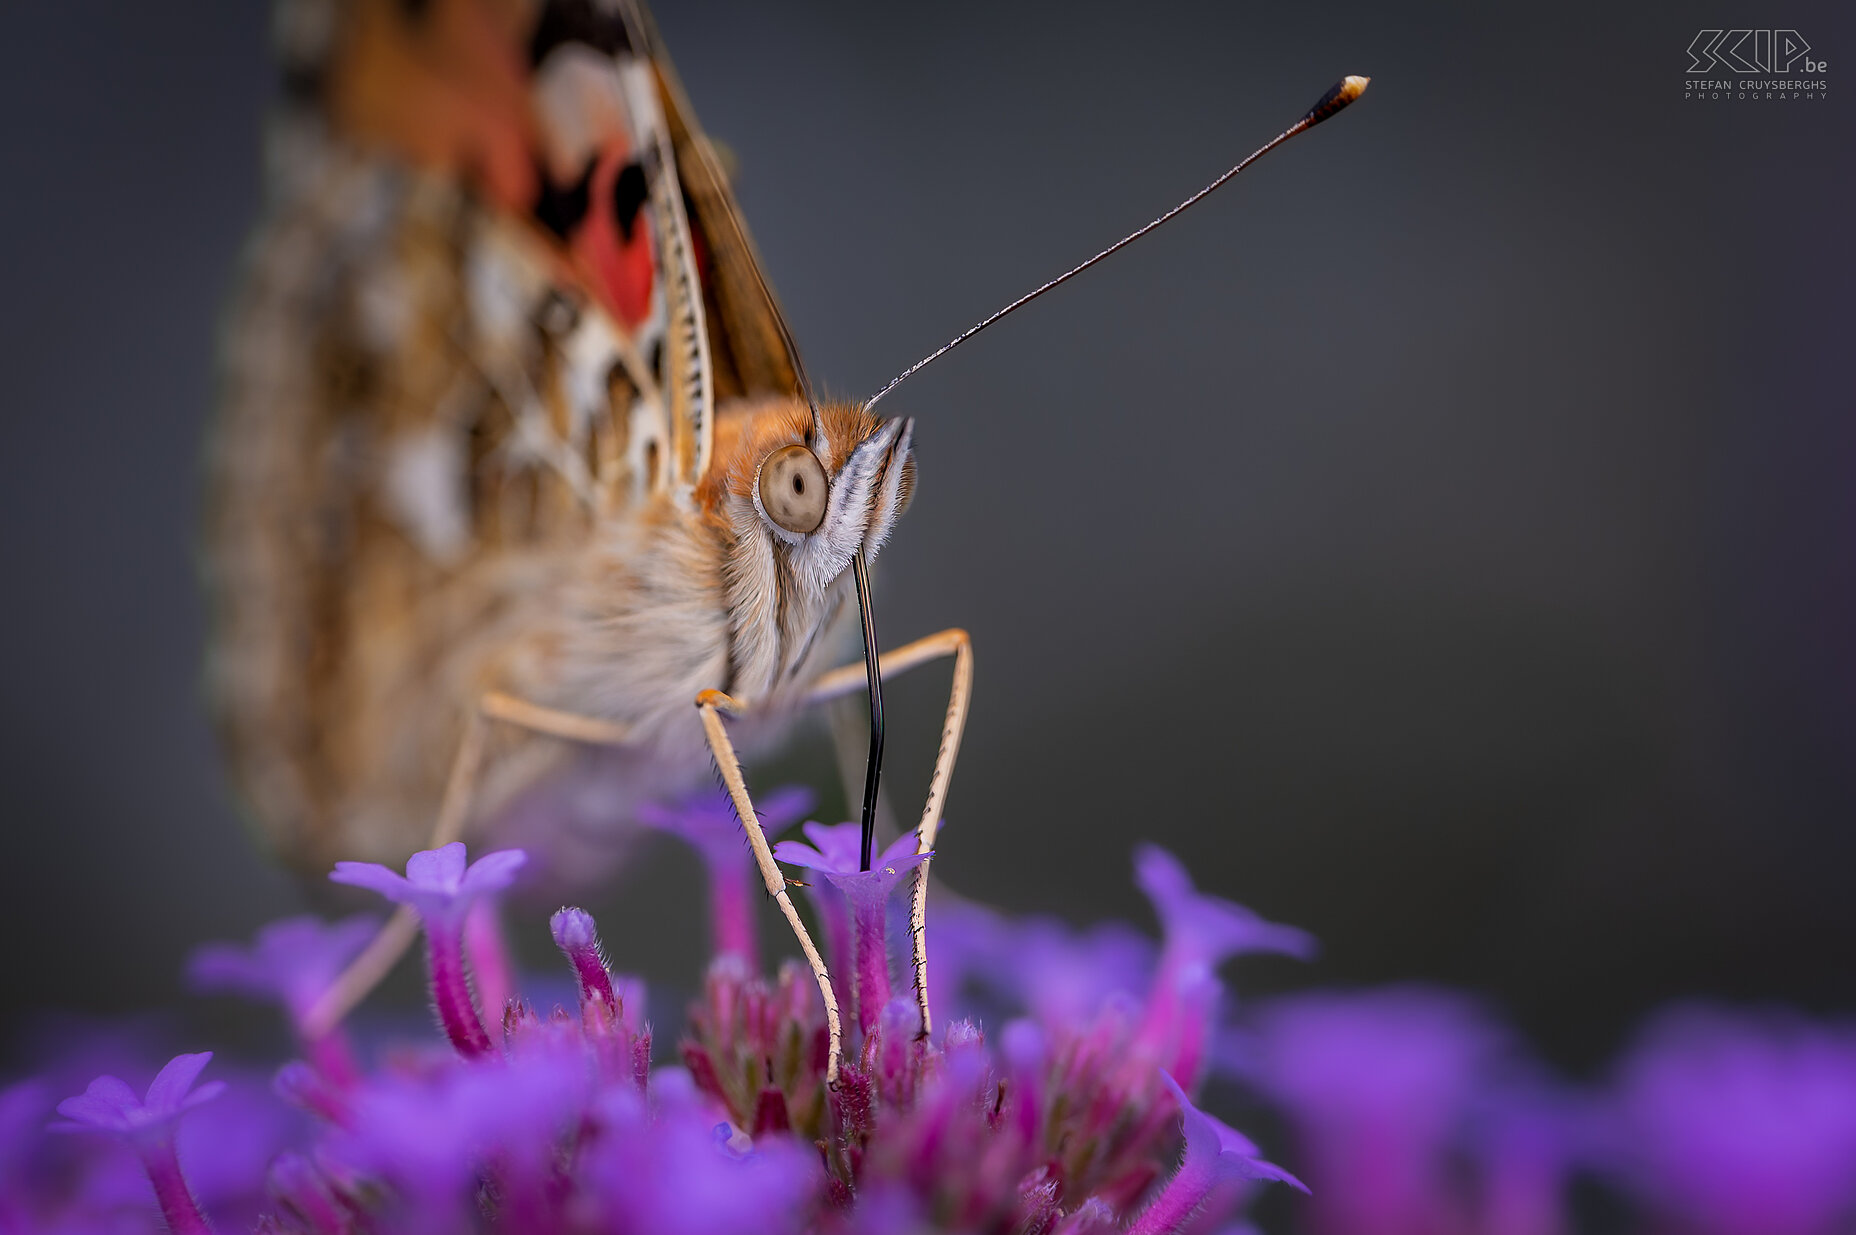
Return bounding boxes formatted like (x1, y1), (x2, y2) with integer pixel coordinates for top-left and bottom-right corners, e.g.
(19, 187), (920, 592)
(629, 2), (806, 407)
(206, 0), (801, 866)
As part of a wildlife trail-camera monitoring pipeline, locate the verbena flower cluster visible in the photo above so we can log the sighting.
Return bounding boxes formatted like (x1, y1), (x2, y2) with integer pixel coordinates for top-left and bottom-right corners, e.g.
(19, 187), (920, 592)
(4, 789), (1855, 1233)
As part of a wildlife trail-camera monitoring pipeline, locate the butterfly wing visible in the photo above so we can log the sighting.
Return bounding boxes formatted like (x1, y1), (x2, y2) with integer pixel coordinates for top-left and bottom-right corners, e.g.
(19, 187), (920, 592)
(635, 4), (805, 407)
(207, 0), (803, 867)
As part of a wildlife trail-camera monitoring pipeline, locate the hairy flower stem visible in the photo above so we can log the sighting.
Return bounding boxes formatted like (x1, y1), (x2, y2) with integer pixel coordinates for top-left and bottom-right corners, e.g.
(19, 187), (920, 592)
(851, 898), (892, 1035)
(138, 1138), (214, 1235)
(1127, 1167), (1214, 1235)
(711, 863), (756, 962)
(465, 902), (514, 1029)
(428, 928), (493, 1056)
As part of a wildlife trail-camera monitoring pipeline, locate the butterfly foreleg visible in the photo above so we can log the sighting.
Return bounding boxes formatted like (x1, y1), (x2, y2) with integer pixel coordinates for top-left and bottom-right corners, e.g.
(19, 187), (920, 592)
(805, 628), (974, 1039)
(695, 688), (845, 1086)
(301, 694), (637, 1041)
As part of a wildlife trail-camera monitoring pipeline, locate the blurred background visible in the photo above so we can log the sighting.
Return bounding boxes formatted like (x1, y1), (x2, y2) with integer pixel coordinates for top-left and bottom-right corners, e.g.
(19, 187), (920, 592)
(1, 0), (1851, 1089)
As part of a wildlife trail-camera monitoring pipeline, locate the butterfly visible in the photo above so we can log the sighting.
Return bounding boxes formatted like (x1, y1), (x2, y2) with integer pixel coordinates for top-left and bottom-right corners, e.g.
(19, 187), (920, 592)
(205, 0), (978, 1077)
(204, 0), (1365, 1080)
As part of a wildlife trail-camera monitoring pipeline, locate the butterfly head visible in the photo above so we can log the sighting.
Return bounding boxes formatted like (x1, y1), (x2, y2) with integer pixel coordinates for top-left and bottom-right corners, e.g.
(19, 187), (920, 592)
(707, 399), (915, 596)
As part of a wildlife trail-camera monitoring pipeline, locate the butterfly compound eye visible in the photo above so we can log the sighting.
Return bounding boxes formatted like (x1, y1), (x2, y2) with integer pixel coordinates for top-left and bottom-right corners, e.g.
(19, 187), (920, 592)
(759, 444), (829, 534)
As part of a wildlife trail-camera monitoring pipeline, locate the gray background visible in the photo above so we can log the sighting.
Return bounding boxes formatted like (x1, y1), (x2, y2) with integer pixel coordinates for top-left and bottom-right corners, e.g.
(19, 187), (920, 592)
(2, 0), (1851, 1079)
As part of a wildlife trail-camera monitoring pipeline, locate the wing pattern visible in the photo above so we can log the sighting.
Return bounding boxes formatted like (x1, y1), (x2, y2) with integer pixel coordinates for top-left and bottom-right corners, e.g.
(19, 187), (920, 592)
(206, 0), (800, 865)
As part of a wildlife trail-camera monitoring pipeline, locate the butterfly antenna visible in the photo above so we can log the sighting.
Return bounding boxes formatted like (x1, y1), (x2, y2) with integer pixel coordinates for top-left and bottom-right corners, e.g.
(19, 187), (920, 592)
(865, 75), (1369, 409)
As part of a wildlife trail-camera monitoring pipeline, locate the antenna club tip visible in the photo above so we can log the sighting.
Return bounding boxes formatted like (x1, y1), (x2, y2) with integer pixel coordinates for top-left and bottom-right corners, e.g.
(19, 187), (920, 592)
(1304, 74), (1371, 127)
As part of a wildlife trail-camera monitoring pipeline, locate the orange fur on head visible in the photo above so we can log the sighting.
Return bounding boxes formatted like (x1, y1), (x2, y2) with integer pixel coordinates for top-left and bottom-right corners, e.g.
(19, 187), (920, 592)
(697, 398), (887, 515)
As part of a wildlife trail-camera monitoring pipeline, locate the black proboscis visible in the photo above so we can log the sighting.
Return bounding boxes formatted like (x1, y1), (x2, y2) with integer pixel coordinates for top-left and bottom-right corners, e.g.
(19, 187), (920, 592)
(852, 551), (885, 872)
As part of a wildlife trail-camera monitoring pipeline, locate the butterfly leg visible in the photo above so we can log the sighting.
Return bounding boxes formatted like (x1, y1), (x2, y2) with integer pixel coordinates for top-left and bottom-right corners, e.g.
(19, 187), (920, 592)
(696, 688), (846, 1086)
(301, 695), (635, 1041)
(805, 628), (973, 1039)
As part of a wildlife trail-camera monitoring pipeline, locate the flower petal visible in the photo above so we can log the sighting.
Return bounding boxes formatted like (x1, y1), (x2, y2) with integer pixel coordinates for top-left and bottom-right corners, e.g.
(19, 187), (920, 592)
(771, 840), (824, 869)
(54, 1075), (142, 1132)
(187, 914), (381, 1017)
(176, 1079), (228, 1115)
(459, 847), (528, 895)
(405, 841), (469, 892)
(820, 851), (931, 915)
(790, 821), (863, 874)
(1135, 844), (1316, 964)
(329, 860), (412, 901)
(638, 785), (815, 863)
(144, 1052), (214, 1116)
(753, 786), (815, 835)
(875, 827), (929, 871)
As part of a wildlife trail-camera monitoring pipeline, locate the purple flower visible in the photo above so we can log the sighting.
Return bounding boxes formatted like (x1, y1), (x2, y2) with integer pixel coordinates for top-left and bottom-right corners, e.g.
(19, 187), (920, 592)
(1603, 1005), (1856, 1235)
(638, 783), (811, 864)
(773, 819), (879, 878)
(174, 1070), (305, 1229)
(1135, 844), (1317, 967)
(580, 1070), (819, 1235)
(640, 785), (814, 962)
(1128, 1072), (1304, 1235)
(547, 907), (652, 1090)
(1469, 1079), (1587, 1235)
(1132, 845), (1314, 1087)
(55, 1051), (226, 1139)
(929, 900), (1157, 1028)
(1249, 987), (1510, 1235)
(266, 1150), (347, 1234)
(775, 823), (932, 1033)
(54, 1052), (226, 1235)
(327, 1046), (591, 1234)
(331, 843), (528, 1057)
(1011, 918), (1157, 1024)
(683, 956), (832, 1141)
(327, 1069), (501, 1232)
(187, 914), (378, 1084)
(275, 1058), (348, 1127)
(329, 841), (526, 930)
(551, 906), (618, 1012)
(187, 914), (379, 1024)
(11, 806), (1314, 1235)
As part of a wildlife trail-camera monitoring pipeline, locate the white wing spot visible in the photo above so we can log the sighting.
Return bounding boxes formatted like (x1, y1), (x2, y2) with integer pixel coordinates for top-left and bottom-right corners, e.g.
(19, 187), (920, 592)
(383, 426), (470, 563)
